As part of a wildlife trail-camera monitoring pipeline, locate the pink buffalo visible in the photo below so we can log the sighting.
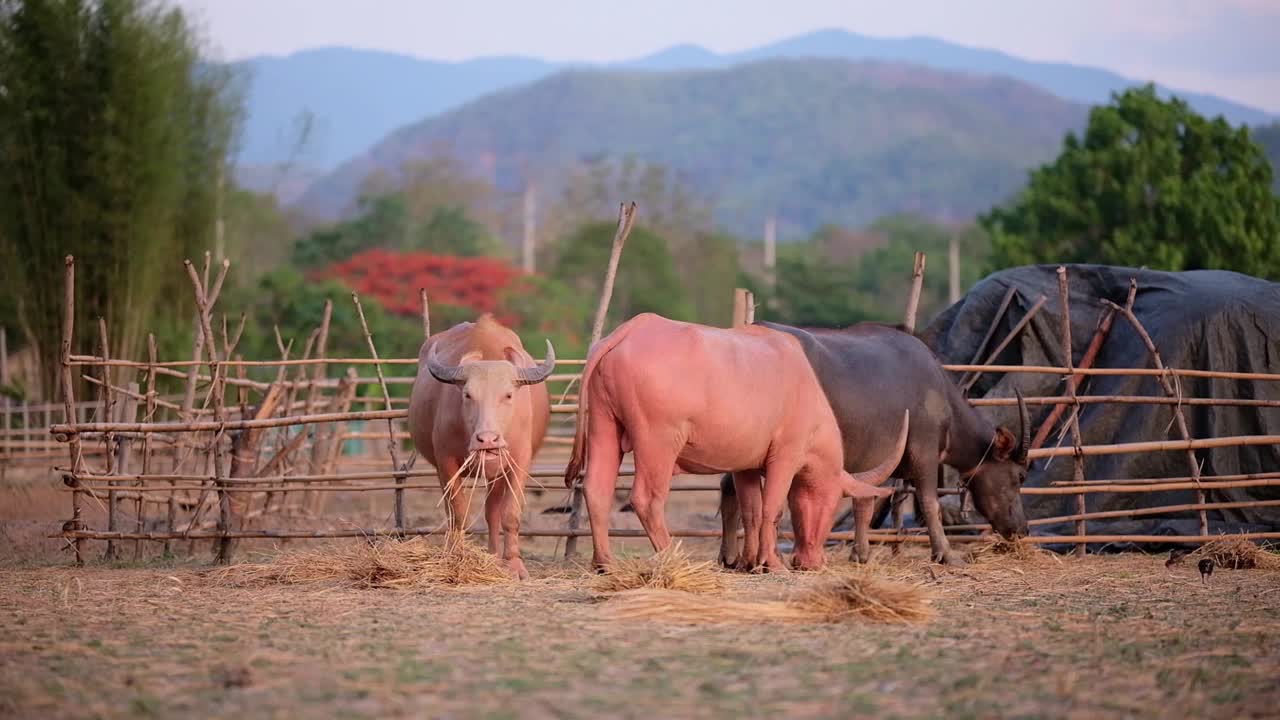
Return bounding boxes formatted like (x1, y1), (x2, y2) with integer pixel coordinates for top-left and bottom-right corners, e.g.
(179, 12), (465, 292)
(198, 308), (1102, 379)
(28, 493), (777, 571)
(408, 314), (556, 579)
(565, 313), (908, 571)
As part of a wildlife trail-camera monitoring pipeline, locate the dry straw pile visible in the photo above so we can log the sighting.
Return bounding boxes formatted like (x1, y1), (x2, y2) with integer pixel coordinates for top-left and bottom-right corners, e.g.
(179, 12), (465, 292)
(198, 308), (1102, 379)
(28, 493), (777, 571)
(602, 567), (935, 626)
(593, 542), (726, 594)
(1191, 536), (1280, 570)
(967, 536), (1053, 564)
(206, 532), (512, 589)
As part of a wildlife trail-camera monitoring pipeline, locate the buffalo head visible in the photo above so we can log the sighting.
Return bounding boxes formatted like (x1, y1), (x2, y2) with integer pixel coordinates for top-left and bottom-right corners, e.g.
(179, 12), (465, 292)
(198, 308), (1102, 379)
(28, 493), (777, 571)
(427, 340), (556, 453)
(964, 389), (1031, 539)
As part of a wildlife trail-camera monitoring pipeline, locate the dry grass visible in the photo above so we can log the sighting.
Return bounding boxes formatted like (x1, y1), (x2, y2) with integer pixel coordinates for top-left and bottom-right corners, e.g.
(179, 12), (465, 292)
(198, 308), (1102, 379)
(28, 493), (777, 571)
(967, 536), (1054, 564)
(602, 566), (935, 626)
(205, 532), (512, 589)
(1191, 535), (1280, 571)
(796, 568), (936, 623)
(592, 542), (726, 594)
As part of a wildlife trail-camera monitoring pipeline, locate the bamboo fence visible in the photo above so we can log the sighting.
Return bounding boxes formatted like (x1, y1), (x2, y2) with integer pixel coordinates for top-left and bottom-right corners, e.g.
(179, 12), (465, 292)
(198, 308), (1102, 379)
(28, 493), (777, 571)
(8, 244), (1276, 565)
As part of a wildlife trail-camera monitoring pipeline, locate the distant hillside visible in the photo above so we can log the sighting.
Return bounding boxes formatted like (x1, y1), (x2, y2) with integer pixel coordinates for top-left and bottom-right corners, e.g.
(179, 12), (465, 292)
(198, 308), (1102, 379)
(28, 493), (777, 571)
(233, 48), (556, 169)
(297, 59), (1090, 236)
(232, 29), (1274, 172)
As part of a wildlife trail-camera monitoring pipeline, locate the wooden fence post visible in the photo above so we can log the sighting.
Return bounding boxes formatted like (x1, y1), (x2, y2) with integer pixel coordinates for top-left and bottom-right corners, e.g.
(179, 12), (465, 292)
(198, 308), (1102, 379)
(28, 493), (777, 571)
(60, 257), (85, 564)
(1056, 267), (1087, 558)
(892, 252), (928, 551)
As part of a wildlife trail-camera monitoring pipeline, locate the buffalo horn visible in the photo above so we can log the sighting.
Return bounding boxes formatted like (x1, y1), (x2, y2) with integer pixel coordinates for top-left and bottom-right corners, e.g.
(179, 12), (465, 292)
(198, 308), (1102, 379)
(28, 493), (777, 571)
(1014, 388), (1031, 463)
(515, 340), (556, 386)
(426, 345), (468, 385)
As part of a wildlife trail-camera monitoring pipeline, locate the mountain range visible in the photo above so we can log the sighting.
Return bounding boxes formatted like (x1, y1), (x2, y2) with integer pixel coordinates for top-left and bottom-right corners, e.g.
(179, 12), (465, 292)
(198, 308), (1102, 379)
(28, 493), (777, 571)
(230, 29), (1277, 234)
(297, 59), (1090, 236)
(233, 28), (1275, 174)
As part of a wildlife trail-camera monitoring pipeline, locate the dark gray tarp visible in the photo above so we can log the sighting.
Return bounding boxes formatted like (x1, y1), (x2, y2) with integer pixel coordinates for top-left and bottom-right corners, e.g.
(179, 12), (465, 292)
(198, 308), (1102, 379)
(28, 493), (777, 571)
(918, 264), (1280, 550)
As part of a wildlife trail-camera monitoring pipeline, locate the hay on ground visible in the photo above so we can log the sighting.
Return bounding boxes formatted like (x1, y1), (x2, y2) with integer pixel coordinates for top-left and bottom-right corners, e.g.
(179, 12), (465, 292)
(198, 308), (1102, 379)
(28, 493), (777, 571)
(593, 542), (725, 594)
(1191, 536), (1280, 571)
(206, 532), (512, 588)
(794, 570), (936, 624)
(601, 569), (935, 625)
(967, 536), (1051, 564)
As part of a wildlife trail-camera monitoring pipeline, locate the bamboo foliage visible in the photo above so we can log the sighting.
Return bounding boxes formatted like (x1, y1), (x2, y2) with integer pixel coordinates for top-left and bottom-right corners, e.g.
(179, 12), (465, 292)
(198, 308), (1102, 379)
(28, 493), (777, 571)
(0, 0), (241, 399)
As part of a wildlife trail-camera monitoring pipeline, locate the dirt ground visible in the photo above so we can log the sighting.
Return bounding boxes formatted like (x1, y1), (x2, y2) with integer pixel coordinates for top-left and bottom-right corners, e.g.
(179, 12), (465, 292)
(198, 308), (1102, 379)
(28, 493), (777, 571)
(4, 468), (1280, 719)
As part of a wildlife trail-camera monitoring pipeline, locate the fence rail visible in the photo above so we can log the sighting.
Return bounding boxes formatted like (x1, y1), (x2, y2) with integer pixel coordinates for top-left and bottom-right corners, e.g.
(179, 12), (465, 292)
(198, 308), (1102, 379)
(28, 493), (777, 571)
(5, 252), (1278, 565)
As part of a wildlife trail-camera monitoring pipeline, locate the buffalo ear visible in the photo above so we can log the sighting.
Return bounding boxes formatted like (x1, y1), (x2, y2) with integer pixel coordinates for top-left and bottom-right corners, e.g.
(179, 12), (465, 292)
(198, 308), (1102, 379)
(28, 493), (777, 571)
(993, 427), (1017, 461)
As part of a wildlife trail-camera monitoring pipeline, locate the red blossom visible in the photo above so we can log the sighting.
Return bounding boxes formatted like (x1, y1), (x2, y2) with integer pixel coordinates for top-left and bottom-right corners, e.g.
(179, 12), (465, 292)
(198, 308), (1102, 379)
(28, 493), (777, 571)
(314, 249), (525, 324)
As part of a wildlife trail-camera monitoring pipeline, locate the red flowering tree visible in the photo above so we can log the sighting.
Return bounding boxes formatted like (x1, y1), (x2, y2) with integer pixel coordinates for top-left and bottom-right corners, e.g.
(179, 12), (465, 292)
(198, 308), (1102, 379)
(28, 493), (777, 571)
(316, 249), (524, 324)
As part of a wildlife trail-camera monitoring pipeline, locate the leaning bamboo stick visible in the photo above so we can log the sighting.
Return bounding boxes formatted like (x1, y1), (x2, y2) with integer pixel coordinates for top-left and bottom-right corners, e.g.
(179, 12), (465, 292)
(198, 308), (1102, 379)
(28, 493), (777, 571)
(961, 294), (1047, 392)
(351, 291), (404, 533)
(184, 259), (235, 563)
(567, 201), (638, 559)
(1028, 434), (1280, 459)
(1104, 287), (1208, 536)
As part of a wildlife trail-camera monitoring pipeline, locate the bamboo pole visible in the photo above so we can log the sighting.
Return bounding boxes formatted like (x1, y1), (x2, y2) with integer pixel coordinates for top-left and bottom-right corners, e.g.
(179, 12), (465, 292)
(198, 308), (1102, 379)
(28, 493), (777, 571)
(1, 326), (8, 484)
(420, 289), (431, 339)
(184, 259), (234, 563)
(1053, 470), (1280, 486)
(893, 252), (928, 551)
(116, 383), (139, 560)
(98, 318), (119, 561)
(53, 526), (1280, 545)
(351, 292), (404, 533)
(1104, 287), (1208, 536)
(567, 201), (637, 559)
(1056, 267), (1087, 557)
(958, 286), (1017, 389)
(1030, 303), (1119, 449)
(60, 256), (84, 564)
(144, 335), (160, 556)
(960, 295), (1047, 392)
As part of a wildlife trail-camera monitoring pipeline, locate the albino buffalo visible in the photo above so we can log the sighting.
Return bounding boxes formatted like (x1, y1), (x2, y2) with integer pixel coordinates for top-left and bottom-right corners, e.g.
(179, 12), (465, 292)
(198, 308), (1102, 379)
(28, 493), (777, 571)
(408, 314), (555, 579)
(565, 313), (907, 572)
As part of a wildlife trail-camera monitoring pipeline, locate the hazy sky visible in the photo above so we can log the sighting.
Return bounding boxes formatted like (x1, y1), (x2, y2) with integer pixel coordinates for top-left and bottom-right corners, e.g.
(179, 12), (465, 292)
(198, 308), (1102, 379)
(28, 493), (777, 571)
(173, 0), (1280, 113)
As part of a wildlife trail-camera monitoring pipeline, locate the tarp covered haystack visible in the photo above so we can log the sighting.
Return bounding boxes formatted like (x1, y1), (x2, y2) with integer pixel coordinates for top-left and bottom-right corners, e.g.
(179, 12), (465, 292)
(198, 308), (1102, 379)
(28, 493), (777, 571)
(919, 264), (1279, 545)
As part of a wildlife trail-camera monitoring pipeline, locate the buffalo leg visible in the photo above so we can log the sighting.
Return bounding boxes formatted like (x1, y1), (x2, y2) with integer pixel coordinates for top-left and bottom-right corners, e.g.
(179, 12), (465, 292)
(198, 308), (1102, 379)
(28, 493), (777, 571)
(732, 470), (764, 571)
(628, 445), (677, 555)
(484, 471), (505, 556)
(915, 459), (965, 566)
(718, 474), (742, 568)
(758, 460), (801, 573)
(787, 485), (826, 570)
(582, 417), (623, 571)
(851, 496), (875, 563)
(500, 448), (531, 580)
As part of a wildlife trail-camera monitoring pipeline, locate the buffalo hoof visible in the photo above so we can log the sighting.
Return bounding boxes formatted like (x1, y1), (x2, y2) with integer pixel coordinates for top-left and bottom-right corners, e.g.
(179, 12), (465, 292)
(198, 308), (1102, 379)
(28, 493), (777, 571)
(753, 558), (791, 575)
(507, 557), (530, 581)
(934, 550), (968, 567)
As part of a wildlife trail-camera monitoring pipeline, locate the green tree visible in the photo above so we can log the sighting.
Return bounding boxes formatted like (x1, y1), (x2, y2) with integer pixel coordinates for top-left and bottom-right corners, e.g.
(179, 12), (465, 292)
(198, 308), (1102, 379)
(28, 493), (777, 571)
(0, 0), (240, 398)
(551, 222), (693, 330)
(225, 267), (422, 390)
(416, 205), (503, 257)
(982, 85), (1280, 278)
(1253, 121), (1280, 194)
(291, 194), (409, 269)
